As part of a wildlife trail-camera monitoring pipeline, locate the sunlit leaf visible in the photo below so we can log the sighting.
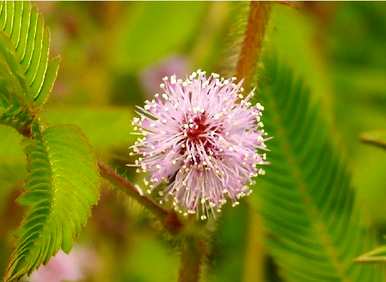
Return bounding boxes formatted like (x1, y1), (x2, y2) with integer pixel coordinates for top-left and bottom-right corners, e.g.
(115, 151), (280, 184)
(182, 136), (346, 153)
(0, 1), (59, 131)
(0, 1), (59, 104)
(5, 123), (100, 281)
(360, 130), (386, 150)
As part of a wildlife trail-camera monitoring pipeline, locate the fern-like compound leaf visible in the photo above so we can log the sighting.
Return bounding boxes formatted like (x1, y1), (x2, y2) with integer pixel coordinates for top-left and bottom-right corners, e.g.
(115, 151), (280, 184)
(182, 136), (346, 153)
(0, 1), (59, 104)
(5, 124), (100, 282)
(0, 33), (32, 130)
(0, 1), (59, 131)
(254, 58), (383, 282)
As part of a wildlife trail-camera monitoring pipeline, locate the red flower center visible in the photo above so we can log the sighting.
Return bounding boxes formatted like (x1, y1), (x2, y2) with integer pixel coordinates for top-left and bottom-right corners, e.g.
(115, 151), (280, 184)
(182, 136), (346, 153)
(186, 113), (208, 142)
(178, 112), (223, 162)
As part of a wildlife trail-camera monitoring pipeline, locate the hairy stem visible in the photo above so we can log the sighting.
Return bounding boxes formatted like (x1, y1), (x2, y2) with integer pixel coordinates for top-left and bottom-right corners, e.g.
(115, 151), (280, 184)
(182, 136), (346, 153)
(235, 2), (271, 91)
(178, 237), (206, 282)
(236, 3), (270, 282)
(98, 162), (183, 234)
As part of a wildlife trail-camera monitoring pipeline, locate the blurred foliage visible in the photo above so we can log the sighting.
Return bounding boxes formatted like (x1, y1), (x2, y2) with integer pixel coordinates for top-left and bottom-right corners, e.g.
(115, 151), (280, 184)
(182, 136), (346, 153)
(324, 3), (386, 224)
(0, 2), (385, 282)
(253, 56), (382, 281)
(111, 3), (206, 73)
(207, 203), (250, 282)
(42, 107), (135, 153)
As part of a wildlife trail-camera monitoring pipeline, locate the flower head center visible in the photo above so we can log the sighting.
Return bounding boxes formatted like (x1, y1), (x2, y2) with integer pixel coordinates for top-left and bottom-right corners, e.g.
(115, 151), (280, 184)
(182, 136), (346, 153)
(185, 113), (208, 142)
(180, 112), (223, 161)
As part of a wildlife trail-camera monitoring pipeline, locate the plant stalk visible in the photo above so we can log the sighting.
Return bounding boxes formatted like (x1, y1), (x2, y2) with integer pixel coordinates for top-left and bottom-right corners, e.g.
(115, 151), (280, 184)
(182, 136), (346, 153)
(178, 237), (206, 282)
(235, 2), (271, 91)
(98, 162), (183, 234)
(237, 3), (270, 282)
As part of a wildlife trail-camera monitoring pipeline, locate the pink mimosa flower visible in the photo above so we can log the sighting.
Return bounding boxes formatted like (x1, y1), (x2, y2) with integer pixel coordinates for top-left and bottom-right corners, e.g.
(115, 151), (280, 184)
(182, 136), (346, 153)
(131, 70), (268, 219)
(140, 55), (190, 97)
(29, 247), (98, 282)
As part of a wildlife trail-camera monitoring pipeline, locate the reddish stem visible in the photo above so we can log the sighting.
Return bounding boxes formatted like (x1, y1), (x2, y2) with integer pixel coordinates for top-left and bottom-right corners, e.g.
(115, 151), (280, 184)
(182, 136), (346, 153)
(235, 2), (271, 91)
(178, 237), (207, 282)
(98, 162), (183, 234)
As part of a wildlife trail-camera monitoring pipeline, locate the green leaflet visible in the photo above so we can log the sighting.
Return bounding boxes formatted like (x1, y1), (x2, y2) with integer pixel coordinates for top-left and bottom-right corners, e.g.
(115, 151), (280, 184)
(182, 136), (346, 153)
(5, 124), (100, 281)
(0, 1), (59, 104)
(360, 130), (386, 151)
(0, 4), (98, 280)
(0, 34), (32, 130)
(356, 245), (386, 263)
(0, 1), (59, 131)
(253, 58), (383, 282)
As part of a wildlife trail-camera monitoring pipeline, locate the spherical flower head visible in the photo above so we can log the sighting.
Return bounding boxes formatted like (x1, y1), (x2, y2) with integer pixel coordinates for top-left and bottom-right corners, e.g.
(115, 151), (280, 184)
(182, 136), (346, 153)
(131, 70), (268, 219)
